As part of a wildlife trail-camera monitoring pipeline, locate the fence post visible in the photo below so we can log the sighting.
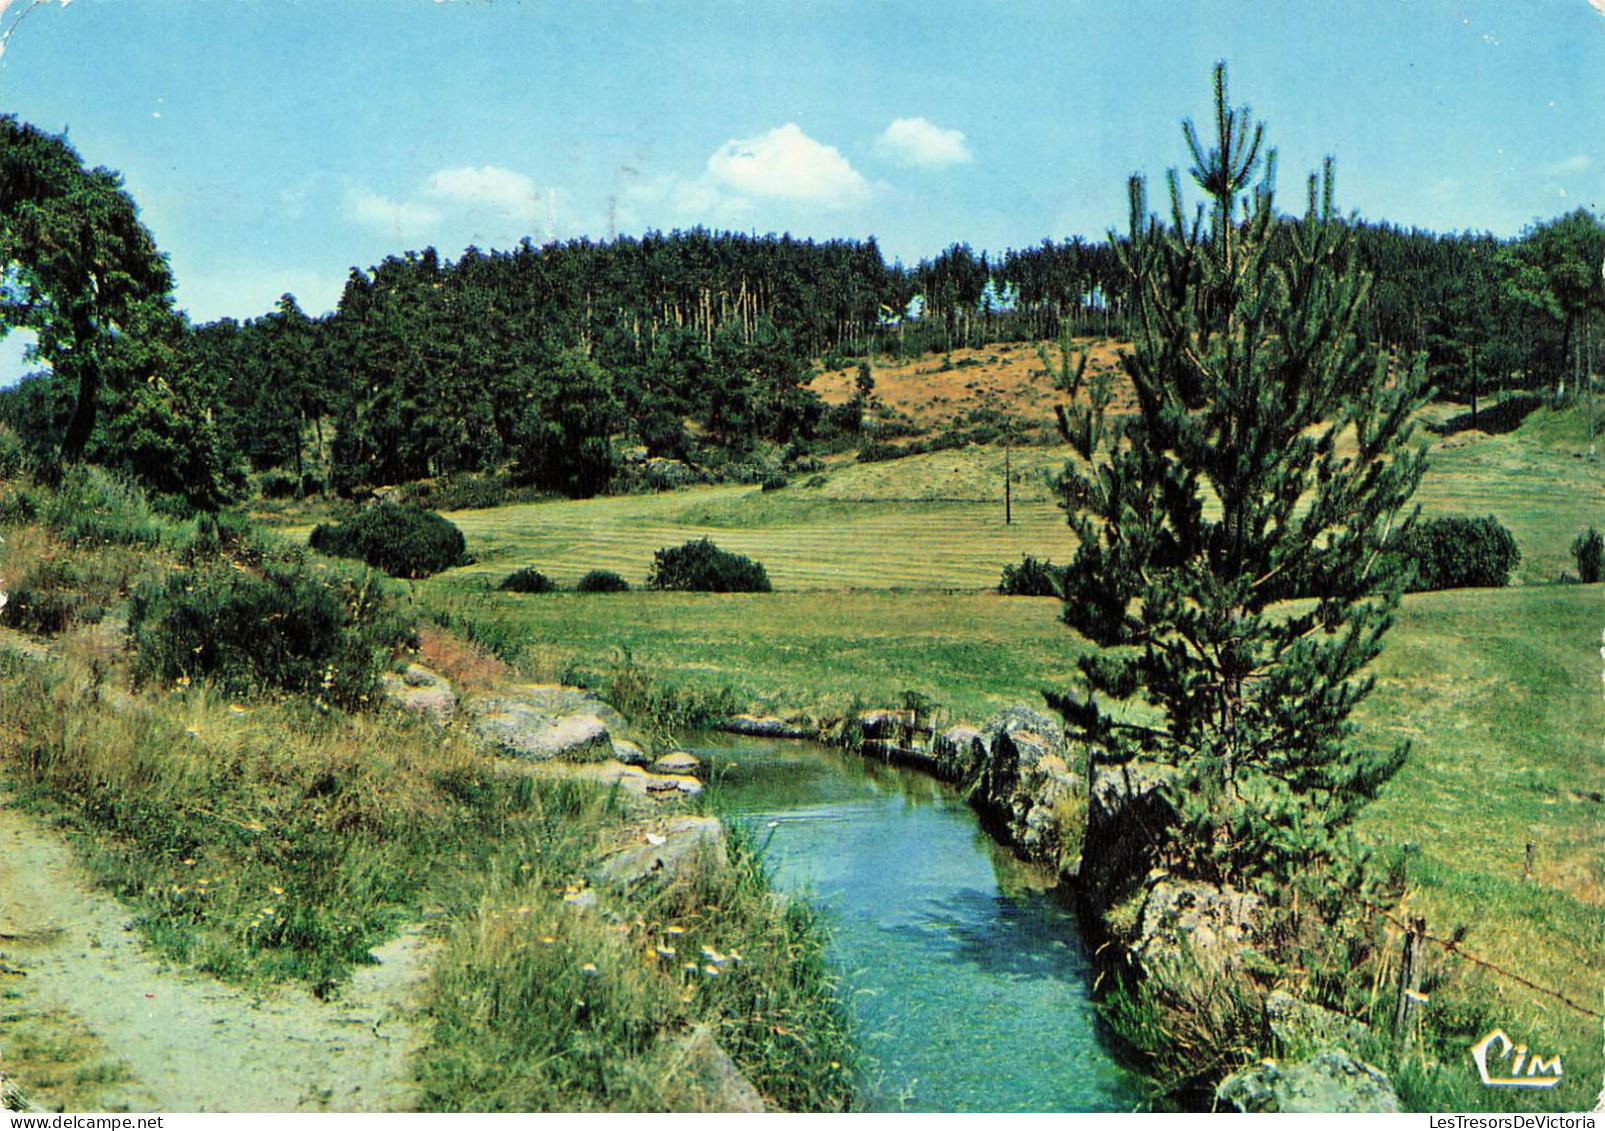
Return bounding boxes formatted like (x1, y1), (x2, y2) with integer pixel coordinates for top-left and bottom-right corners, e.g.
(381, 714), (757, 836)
(1394, 916), (1427, 1045)
(1524, 842), (1535, 883)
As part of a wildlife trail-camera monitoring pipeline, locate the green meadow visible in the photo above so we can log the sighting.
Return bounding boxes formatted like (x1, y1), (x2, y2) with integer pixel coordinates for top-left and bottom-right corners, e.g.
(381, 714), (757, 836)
(416, 402), (1605, 1106)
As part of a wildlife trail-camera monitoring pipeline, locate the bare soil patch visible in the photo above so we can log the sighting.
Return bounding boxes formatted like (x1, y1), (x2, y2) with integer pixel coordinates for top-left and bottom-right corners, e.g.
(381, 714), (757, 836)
(0, 791), (432, 1113)
(810, 338), (1134, 434)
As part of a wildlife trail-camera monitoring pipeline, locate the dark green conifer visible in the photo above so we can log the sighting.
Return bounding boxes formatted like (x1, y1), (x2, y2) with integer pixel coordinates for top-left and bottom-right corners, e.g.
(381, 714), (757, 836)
(1052, 65), (1429, 899)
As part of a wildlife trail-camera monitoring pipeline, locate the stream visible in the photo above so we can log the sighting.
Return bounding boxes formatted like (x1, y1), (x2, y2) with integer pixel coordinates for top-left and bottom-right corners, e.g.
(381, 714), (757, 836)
(694, 735), (1140, 1113)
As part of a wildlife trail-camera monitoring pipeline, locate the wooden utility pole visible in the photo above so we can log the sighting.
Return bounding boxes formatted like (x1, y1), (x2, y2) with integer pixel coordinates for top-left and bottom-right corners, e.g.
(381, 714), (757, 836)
(1004, 437), (1012, 526)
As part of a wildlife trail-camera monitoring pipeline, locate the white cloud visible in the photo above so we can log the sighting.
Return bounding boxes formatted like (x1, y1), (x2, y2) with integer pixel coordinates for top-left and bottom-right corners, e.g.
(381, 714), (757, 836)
(344, 165), (553, 247)
(877, 117), (972, 168)
(1544, 154), (1592, 176)
(424, 164), (541, 221)
(344, 188), (442, 241)
(706, 123), (872, 208)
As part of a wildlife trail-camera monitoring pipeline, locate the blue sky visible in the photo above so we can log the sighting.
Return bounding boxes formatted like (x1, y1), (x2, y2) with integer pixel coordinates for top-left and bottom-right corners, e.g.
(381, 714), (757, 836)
(1, 0), (1601, 352)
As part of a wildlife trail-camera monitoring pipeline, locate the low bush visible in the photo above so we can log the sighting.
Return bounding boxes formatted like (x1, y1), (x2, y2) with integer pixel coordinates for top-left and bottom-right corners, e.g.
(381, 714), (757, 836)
(39, 466), (164, 549)
(309, 503), (467, 579)
(998, 555), (1064, 597)
(856, 440), (907, 464)
(1, 556), (97, 633)
(498, 566), (557, 594)
(575, 569), (630, 593)
(1393, 515), (1521, 591)
(0, 423), (30, 480)
(128, 560), (409, 707)
(647, 538), (771, 593)
(1573, 527), (1604, 584)
(760, 472), (789, 492)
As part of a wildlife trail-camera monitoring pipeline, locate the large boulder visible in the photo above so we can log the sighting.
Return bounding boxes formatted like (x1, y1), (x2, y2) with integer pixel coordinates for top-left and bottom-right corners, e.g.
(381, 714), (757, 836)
(380, 663), (457, 724)
(1132, 879), (1265, 985)
(597, 816), (728, 889)
(469, 690), (616, 762)
(1076, 758), (1180, 912)
(1216, 1049), (1400, 1113)
(719, 714), (816, 739)
(932, 724), (984, 784)
(969, 707), (1081, 865)
(661, 1024), (766, 1113)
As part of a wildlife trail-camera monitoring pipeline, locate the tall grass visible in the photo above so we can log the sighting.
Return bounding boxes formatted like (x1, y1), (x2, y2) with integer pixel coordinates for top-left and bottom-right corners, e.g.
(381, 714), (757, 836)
(418, 810), (854, 1112)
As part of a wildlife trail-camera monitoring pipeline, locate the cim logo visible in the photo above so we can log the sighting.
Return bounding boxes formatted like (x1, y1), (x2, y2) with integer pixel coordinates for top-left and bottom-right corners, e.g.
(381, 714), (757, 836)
(1472, 1029), (1564, 1089)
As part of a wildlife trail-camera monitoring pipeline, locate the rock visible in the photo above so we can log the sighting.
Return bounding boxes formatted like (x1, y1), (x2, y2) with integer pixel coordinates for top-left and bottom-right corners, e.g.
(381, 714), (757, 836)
(857, 709), (912, 740)
(612, 739), (650, 767)
(598, 816), (727, 888)
(488, 683), (630, 734)
(719, 714), (816, 739)
(1077, 758), (1180, 913)
(472, 707), (615, 762)
(1265, 990), (1370, 1054)
(968, 707), (1081, 864)
(1217, 1049), (1400, 1113)
(980, 705), (1064, 752)
(932, 724), (984, 784)
(1132, 879), (1265, 985)
(644, 774), (703, 797)
(663, 1023), (765, 1113)
(651, 751), (703, 777)
(468, 684), (625, 762)
(379, 663), (457, 724)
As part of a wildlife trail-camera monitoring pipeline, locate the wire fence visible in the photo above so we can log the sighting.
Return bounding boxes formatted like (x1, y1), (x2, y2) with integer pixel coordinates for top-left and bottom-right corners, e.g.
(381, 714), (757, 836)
(1361, 897), (1603, 1020)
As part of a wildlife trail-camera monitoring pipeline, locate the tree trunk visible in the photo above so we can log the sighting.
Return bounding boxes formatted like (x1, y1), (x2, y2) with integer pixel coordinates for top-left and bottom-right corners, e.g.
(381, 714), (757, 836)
(59, 363), (100, 468)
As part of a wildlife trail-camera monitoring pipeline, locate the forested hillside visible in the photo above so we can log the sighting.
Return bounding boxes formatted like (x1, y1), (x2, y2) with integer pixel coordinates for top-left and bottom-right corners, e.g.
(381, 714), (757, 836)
(3, 114), (1602, 508)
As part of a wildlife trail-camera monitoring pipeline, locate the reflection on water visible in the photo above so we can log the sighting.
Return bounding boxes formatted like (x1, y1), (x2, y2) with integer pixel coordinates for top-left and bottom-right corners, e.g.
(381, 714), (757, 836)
(697, 736), (1138, 1113)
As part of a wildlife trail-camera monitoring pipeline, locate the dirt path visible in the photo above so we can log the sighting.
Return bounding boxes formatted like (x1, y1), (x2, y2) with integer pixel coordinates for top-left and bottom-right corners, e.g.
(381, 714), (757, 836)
(0, 789), (433, 1113)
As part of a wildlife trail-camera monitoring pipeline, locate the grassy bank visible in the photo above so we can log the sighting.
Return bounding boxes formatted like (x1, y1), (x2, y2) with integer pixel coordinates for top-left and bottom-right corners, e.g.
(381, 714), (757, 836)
(0, 475), (854, 1112)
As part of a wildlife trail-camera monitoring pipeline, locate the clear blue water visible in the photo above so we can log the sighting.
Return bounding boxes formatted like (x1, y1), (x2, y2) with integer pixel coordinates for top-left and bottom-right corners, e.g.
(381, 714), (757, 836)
(695, 736), (1140, 1113)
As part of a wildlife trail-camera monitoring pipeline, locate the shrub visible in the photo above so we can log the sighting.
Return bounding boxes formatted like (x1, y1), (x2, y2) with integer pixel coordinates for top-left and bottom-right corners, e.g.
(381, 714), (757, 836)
(1394, 515), (1520, 591)
(575, 569), (630, 593)
(175, 510), (263, 569)
(647, 538), (771, 593)
(760, 472), (790, 492)
(309, 503), (467, 579)
(128, 560), (408, 707)
(998, 555), (1064, 597)
(1, 556), (97, 634)
(856, 440), (907, 464)
(39, 466), (164, 548)
(1574, 527), (1605, 584)
(498, 566), (557, 594)
(0, 423), (30, 480)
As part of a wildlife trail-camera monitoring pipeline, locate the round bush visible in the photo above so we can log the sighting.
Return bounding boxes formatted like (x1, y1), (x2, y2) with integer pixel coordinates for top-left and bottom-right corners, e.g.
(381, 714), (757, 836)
(575, 569), (631, 593)
(647, 538), (771, 593)
(998, 555), (1064, 597)
(127, 561), (409, 706)
(309, 503), (467, 579)
(1395, 515), (1520, 591)
(498, 566), (557, 594)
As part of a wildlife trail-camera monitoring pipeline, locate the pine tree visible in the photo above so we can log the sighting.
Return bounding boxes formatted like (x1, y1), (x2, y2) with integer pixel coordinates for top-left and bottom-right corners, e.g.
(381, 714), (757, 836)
(1051, 65), (1429, 899)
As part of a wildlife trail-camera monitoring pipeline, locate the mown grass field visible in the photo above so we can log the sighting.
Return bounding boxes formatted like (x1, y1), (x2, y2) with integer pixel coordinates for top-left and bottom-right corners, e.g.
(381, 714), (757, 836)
(416, 400), (1605, 1110)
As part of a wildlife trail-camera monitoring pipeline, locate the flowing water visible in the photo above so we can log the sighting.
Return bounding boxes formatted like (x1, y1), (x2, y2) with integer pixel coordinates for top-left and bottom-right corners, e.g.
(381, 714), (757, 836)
(695, 735), (1140, 1113)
